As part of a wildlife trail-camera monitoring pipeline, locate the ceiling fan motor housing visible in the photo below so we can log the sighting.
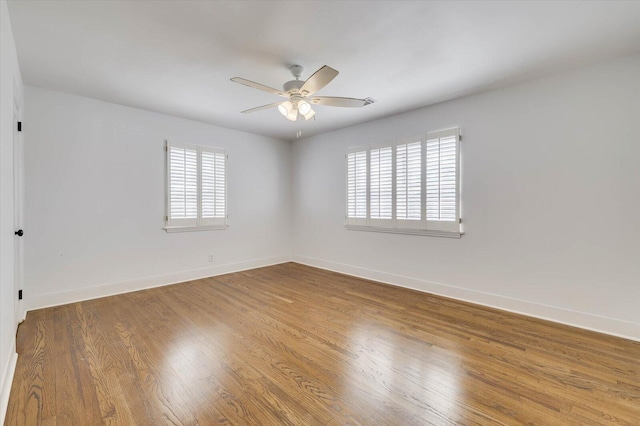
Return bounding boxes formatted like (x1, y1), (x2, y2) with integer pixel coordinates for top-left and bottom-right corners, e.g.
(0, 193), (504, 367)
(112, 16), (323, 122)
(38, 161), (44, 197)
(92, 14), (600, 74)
(283, 79), (304, 93)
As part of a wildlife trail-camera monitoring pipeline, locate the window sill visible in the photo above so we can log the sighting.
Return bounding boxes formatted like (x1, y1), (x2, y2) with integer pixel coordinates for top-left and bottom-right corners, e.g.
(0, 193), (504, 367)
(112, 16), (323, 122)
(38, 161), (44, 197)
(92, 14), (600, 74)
(164, 225), (228, 233)
(345, 225), (462, 239)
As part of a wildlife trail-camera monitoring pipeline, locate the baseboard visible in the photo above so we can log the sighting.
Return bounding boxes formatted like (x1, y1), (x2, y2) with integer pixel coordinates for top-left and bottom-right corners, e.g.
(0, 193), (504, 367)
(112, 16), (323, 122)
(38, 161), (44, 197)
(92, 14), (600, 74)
(22, 253), (639, 342)
(17, 301), (26, 324)
(0, 349), (18, 425)
(25, 255), (291, 312)
(292, 255), (640, 342)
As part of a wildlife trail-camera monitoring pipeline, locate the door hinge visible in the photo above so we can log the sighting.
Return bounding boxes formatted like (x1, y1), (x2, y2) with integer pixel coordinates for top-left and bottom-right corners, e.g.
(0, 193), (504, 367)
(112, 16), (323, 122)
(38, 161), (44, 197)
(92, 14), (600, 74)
(459, 218), (463, 224)
(18, 290), (23, 300)
(17, 122), (22, 132)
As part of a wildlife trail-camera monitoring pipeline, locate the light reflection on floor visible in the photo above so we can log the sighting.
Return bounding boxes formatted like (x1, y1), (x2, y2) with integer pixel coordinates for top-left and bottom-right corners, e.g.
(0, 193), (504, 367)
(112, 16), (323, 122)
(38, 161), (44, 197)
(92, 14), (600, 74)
(343, 322), (462, 422)
(161, 323), (230, 404)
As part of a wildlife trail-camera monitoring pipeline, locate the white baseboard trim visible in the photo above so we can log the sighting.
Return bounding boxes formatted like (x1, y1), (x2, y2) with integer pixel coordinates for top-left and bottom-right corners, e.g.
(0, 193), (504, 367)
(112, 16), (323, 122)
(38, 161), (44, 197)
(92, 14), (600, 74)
(292, 255), (640, 342)
(22, 253), (639, 342)
(17, 301), (26, 325)
(0, 349), (18, 425)
(26, 255), (291, 312)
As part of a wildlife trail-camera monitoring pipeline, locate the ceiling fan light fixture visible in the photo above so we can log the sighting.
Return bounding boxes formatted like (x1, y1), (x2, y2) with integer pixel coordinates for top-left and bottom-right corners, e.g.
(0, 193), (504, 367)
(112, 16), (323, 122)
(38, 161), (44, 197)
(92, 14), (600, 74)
(303, 108), (316, 120)
(278, 101), (293, 117)
(298, 100), (312, 115)
(286, 108), (298, 121)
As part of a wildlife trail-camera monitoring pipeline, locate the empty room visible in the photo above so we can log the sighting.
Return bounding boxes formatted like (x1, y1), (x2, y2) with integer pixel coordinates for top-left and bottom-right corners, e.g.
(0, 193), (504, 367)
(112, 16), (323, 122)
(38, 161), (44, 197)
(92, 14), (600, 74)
(1, 1), (639, 425)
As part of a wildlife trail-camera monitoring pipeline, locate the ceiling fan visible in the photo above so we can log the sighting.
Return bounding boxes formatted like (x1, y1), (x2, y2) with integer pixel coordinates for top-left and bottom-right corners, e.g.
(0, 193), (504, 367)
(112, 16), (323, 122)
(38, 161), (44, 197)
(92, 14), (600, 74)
(231, 65), (375, 121)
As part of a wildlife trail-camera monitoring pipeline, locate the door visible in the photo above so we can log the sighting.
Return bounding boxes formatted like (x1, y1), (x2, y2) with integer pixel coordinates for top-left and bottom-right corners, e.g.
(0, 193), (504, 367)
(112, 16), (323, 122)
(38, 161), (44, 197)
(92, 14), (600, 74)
(13, 100), (23, 326)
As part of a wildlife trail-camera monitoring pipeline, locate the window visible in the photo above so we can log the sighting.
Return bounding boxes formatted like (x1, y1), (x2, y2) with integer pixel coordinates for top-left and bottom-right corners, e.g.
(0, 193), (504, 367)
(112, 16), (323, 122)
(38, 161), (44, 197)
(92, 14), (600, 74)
(165, 141), (227, 232)
(345, 128), (461, 237)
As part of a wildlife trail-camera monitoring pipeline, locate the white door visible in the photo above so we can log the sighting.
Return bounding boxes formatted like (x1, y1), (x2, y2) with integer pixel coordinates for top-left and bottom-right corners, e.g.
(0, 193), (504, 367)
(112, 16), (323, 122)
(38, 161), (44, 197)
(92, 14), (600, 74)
(13, 101), (23, 326)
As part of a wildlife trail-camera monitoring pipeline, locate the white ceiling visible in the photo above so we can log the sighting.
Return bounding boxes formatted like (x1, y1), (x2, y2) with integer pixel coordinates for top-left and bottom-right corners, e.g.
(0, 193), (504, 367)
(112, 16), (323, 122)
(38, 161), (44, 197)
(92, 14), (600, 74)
(7, 1), (640, 141)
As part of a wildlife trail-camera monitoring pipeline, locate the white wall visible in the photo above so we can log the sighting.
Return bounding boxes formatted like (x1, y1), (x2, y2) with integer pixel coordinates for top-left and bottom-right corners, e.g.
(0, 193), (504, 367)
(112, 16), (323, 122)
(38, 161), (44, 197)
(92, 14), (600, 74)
(0, 0), (24, 421)
(23, 86), (291, 310)
(292, 53), (640, 340)
(16, 47), (640, 349)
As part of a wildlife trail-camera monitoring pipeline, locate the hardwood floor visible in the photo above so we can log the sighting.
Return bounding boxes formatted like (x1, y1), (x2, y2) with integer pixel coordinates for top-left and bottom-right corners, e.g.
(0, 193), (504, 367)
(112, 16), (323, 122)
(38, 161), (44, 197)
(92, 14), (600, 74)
(5, 262), (640, 425)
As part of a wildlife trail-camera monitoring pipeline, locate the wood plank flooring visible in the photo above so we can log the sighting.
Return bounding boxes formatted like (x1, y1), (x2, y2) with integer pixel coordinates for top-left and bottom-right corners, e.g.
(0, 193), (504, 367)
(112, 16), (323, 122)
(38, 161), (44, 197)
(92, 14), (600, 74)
(5, 262), (640, 425)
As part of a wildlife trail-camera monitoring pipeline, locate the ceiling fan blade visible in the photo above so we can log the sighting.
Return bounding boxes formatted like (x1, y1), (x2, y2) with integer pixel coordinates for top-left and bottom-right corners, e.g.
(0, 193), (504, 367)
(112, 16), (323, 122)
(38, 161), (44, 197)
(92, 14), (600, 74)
(309, 96), (371, 108)
(299, 66), (339, 96)
(231, 77), (287, 97)
(240, 102), (283, 114)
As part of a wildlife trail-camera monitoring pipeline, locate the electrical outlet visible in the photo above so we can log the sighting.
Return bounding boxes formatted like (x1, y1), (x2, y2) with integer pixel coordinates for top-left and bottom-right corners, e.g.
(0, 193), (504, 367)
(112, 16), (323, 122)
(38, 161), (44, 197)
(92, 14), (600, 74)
(208, 254), (214, 263)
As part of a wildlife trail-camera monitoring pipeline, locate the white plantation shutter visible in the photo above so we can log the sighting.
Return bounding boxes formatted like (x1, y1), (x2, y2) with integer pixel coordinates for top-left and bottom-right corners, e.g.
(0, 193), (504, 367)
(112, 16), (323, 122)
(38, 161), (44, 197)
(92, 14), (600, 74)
(396, 140), (423, 228)
(345, 128), (461, 237)
(346, 148), (367, 225)
(166, 141), (227, 230)
(426, 128), (460, 232)
(215, 152), (226, 217)
(168, 143), (198, 227)
(200, 147), (226, 226)
(369, 146), (393, 226)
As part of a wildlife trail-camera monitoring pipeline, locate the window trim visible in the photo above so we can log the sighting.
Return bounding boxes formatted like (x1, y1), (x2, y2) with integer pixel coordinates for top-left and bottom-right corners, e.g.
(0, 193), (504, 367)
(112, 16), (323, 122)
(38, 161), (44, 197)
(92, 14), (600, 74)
(164, 225), (227, 233)
(164, 140), (228, 233)
(345, 128), (462, 238)
(345, 224), (462, 239)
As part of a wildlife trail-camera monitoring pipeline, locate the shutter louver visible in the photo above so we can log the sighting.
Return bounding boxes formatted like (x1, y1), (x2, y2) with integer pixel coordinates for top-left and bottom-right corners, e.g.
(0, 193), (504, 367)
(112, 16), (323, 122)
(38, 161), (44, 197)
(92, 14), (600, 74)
(168, 144), (198, 227)
(201, 151), (215, 218)
(396, 141), (422, 228)
(426, 129), (460, 232)
(370, 147), (393, 225)
(347, 149), (367, 225)
(200, 148), (226, 226)
(215, 152), (226, 218)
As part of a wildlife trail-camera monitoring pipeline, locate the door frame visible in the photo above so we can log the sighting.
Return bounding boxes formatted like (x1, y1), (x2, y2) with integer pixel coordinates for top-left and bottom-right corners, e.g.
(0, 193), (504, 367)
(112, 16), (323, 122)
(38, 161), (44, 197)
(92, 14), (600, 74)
(13, 98), (24, 327)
